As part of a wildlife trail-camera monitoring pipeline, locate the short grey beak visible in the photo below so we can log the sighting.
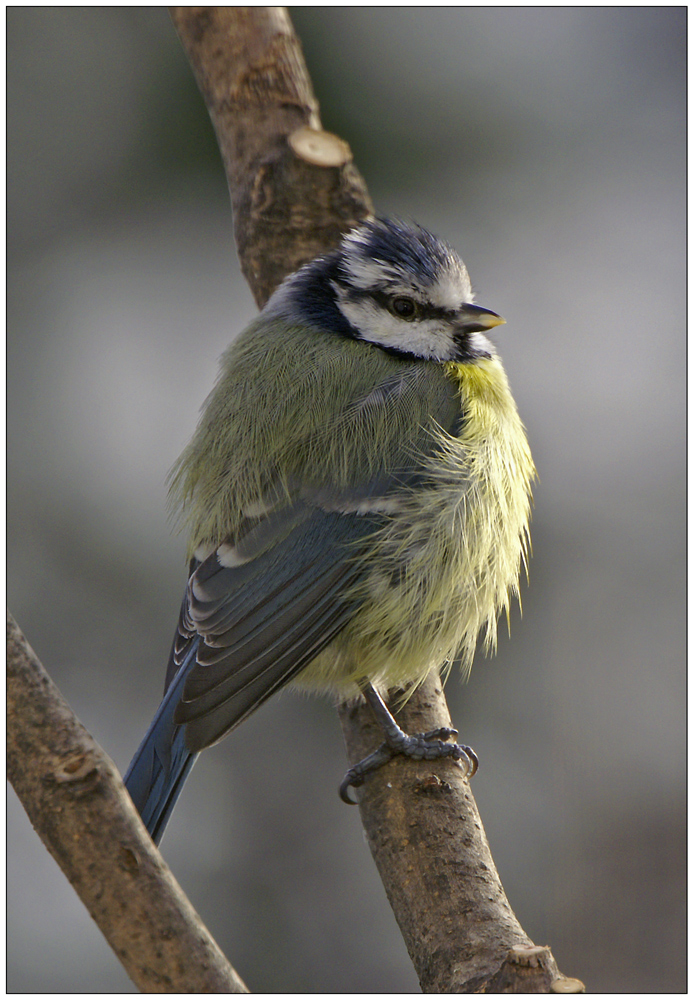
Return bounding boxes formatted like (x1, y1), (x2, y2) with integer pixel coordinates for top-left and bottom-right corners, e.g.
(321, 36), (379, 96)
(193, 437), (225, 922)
(454, 304), (506, 335)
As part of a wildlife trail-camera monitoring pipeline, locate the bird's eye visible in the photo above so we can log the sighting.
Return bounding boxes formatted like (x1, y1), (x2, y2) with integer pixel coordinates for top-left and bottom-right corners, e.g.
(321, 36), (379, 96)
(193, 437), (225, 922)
(390, 296), (418, 320)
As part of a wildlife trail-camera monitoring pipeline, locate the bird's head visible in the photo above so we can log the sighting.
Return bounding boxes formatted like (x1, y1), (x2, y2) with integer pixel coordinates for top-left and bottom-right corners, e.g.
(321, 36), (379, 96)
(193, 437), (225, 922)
(268, 217), (505, 363)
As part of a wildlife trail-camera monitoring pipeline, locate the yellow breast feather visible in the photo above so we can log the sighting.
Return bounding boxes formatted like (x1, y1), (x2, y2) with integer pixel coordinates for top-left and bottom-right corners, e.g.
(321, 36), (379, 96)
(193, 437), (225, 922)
(296, 355), (536, 697)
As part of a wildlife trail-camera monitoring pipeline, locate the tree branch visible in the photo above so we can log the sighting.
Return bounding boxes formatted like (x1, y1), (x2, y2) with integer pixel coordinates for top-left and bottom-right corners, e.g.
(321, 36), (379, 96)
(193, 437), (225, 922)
(8, 7), (585, 993)
(168, 6), (373, 308)
(169, 7), (584, 992)
(7, 611), (248, 994)
(339, 675), (586, 992)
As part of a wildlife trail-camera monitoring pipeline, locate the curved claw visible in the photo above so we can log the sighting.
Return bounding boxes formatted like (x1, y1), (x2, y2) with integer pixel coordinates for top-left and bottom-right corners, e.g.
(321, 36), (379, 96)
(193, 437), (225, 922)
(339, 772), (361, 805)
(339, 729), (478, 802)
(339, 685), (478, 801)
(463, 745), (479, 777)
(339, 741), (396, 804)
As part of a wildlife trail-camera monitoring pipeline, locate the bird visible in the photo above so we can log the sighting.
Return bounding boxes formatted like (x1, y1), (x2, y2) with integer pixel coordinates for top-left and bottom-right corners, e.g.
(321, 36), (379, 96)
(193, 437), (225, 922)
(124, 217), (535, 845)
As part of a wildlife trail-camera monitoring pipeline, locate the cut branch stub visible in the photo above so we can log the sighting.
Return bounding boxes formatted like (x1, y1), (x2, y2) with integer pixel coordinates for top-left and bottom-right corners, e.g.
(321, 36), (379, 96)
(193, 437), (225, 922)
(170, 6), (373, 306)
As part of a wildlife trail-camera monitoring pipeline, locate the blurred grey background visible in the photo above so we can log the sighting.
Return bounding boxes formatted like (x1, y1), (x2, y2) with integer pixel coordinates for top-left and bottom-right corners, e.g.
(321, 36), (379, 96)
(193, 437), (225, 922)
(7, 7), (685, 993)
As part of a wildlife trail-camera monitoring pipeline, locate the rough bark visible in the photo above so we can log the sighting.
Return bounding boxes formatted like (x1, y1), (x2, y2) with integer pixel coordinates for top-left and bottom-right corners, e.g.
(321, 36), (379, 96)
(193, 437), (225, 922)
(339, 676), (582, 993)
(169, 5), (373, 308)
(7, 612), (249, 994)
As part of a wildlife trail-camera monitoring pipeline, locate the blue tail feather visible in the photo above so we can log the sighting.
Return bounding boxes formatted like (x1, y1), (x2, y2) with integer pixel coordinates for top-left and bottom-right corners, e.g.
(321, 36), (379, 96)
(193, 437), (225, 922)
(124, 642), (199, 846)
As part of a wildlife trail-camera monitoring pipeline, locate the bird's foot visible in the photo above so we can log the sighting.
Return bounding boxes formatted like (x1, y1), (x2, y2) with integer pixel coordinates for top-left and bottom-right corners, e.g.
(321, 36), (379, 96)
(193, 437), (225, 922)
(339, 722), (478, 804)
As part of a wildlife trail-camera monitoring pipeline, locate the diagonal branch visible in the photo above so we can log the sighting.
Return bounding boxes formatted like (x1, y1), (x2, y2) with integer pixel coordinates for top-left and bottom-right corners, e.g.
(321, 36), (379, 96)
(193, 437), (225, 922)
(169, 7), (583, 993)
(7, 611), (248, 993)
(168, 5), (373, 308)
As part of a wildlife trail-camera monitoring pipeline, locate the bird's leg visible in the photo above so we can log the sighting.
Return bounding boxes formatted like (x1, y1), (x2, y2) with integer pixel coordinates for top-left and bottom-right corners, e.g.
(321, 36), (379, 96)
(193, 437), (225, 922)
(339, 682), (478, 804)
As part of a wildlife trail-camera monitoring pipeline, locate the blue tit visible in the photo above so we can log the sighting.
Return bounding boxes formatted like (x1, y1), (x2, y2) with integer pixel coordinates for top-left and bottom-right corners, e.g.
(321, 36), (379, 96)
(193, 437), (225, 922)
(124, 217), (535, 844)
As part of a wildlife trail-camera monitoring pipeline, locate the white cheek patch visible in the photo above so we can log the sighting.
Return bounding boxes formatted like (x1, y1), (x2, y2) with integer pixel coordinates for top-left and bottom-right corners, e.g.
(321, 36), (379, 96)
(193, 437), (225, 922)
(336, 293), (456, 360)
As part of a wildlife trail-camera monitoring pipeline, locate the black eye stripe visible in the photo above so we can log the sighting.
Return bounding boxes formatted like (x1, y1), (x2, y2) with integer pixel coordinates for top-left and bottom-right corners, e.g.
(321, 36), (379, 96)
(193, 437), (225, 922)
(342, 285), (452, 322)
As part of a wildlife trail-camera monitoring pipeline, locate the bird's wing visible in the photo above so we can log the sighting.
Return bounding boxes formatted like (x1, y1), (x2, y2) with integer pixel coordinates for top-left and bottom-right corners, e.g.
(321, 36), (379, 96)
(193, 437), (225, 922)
(167, 363), (465, 753)
(170, 504), (381, 752)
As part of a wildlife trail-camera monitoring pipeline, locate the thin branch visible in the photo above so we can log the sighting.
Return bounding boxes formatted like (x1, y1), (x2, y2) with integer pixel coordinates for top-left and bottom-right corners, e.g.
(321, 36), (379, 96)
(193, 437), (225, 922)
(339, 676), (583, 992)
(168, 6), (373, 308)
(7, 611), (248, 994)
(170, 7), (583, 993)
